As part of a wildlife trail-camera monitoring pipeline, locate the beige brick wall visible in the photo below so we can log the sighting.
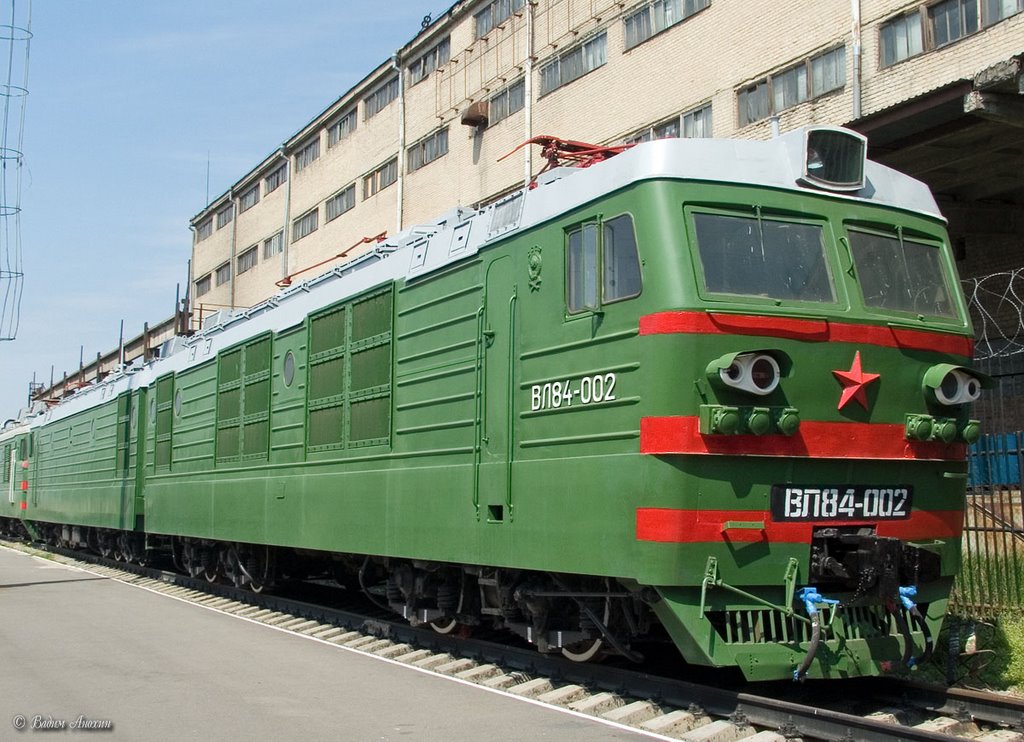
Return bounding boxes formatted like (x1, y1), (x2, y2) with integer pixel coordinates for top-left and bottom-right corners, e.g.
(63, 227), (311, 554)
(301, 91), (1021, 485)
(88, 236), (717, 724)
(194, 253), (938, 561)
(189, 0), (1024, 312)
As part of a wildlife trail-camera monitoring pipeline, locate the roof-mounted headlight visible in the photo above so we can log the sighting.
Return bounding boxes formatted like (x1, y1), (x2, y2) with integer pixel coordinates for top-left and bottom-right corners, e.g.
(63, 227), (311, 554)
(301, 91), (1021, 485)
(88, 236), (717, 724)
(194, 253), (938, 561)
(798, 127), (866, 192)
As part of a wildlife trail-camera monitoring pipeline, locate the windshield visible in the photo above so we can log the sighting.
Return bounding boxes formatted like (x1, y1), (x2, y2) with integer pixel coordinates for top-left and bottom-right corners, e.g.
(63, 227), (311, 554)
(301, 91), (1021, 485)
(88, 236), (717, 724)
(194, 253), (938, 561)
(692, 212), (835, 303)
(848, 230), (957, 319)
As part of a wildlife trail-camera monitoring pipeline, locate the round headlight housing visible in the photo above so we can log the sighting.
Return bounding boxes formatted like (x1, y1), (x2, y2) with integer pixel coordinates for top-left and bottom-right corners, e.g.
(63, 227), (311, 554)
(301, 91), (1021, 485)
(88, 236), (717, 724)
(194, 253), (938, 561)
(719, 353), (781, 396)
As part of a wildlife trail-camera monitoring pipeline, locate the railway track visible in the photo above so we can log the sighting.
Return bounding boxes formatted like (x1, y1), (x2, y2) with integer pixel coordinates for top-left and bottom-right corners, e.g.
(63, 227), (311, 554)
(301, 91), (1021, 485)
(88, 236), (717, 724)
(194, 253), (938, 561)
(5, 538), (1023, 742)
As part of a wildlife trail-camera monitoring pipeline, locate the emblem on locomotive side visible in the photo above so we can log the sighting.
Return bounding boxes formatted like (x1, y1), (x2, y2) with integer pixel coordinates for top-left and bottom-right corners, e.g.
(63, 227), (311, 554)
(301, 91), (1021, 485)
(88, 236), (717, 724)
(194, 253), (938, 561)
(832, 350), (880, 411)
(527, 245), (542, 291)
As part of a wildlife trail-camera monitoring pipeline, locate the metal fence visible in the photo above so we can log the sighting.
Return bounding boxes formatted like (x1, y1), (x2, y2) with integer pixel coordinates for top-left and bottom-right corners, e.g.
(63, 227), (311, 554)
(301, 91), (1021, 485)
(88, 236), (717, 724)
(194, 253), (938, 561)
(955, 432), (1024, 618)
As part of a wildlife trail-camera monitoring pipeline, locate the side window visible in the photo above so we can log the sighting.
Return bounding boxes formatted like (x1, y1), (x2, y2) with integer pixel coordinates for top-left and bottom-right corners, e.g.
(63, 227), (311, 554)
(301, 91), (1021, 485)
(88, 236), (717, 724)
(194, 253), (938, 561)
(566, 214), (641, 314)
(567, 223), (599, 313)
(603, 215), (642, 302)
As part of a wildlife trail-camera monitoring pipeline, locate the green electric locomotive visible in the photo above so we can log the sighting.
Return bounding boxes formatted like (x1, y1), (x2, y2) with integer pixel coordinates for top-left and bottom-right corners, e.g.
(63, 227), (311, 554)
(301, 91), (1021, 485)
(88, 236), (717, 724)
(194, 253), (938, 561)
(0, 126), (983, 681)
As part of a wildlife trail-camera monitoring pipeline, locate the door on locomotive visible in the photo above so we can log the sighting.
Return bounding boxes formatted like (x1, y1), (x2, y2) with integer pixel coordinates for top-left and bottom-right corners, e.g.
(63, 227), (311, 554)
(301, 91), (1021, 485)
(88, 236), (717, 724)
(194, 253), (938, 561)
(479, 255), (518, 523)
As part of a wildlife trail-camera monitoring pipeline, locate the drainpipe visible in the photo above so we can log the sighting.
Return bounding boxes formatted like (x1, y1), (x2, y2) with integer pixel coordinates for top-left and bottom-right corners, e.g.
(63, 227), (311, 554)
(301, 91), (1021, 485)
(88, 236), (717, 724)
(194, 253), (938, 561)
(851, 0), (862, 121)
(228, 188), (237, 310)
(393, 52), (406, 232)
(280, 149), (291, 281)
(524, 1), (535, 187)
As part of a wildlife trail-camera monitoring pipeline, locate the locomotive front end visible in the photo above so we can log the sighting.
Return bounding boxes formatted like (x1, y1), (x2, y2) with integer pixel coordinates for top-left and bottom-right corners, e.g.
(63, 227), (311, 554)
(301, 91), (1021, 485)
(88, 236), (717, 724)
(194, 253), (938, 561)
(634, 127), (981, 681)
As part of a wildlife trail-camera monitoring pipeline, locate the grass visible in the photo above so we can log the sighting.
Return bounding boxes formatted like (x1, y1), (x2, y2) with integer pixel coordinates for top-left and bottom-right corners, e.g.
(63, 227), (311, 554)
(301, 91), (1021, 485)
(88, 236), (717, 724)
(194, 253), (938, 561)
(922, 611), (1024, 692)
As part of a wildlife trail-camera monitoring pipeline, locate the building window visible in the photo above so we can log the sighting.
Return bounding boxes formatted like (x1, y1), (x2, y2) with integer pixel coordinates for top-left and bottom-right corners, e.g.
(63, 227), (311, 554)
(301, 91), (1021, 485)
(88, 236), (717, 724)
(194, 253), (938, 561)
(328, 109), (357, 147)
(264, 164), (288, 194)
(326, 184), (356, 222)
(475, 0), (525, 38)
(626, 103), (712, 144)
(365, 76), (399, 119)
(984, 0), (1024, 25)
(216, 204), (234, 230)
(409, 36), (450, 85)
(738, 47), (846, 126)
(263, 231), (283, 260)
(195, 274), (211, 297)
(196, 219), (213, 242)
(623, 0), (709, 50)
(929, 0), (978, 46)
(539, 32), (608, 96)
(880, 12), (923, 66)
(811, 46), (845, 97)
(363, 158), (398, 198)
(292, 208), (318, 242)
(407, 128), (448, 172)
(237, 246), (258, 275)
(738, 80), (770, 127)
(215, 262), (231, 286)
(239, 184), (260, 213)
(489, 78), (525, 125)
(294, 138), (320, 172)
(683, 103), (712, 137)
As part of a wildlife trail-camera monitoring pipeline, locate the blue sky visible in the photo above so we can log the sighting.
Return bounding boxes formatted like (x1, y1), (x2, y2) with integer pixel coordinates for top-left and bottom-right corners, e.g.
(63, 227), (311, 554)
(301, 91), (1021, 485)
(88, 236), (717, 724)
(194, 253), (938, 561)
(0, 0), (444, 418)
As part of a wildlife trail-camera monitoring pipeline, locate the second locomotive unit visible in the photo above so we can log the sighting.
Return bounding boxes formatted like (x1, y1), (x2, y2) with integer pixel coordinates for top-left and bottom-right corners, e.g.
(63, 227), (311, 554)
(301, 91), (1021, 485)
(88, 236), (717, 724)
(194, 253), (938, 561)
(1, 126), (983, 681)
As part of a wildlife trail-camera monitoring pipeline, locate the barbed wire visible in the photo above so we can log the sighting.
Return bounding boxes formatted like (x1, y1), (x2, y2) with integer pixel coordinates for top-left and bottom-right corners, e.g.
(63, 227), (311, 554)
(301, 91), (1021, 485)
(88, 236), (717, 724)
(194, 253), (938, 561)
(962, 269), (1024, 360)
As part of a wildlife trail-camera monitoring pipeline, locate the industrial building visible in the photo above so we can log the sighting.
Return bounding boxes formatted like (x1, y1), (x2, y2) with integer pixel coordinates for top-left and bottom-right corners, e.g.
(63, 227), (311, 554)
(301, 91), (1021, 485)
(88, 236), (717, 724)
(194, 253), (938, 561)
(187, 0), (1024, 315)
(37, 0), (1024, 401)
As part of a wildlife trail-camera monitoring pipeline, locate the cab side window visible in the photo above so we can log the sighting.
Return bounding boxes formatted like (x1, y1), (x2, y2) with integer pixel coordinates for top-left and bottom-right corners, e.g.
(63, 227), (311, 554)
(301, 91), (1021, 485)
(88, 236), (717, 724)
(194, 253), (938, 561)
(566, 214), (641, 313)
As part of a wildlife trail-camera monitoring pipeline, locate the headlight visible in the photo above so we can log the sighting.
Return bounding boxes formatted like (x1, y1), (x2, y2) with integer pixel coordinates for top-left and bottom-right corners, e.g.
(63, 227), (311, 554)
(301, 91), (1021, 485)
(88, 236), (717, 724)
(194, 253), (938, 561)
(718, 353), (781, 396)
(923, 364), (989, 407)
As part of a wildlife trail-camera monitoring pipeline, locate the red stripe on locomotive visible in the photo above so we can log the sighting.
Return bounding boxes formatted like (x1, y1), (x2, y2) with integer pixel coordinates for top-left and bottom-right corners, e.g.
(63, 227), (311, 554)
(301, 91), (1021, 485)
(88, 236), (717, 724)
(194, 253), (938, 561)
(640, 416), (966, 461)
(639, 311), (973, 357)
(636, 507), (964, 543)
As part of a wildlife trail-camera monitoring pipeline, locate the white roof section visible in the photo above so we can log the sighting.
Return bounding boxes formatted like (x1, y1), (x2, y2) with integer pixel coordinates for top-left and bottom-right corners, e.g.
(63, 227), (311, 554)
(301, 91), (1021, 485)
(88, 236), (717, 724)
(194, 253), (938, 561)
(19, 127), (943, 429)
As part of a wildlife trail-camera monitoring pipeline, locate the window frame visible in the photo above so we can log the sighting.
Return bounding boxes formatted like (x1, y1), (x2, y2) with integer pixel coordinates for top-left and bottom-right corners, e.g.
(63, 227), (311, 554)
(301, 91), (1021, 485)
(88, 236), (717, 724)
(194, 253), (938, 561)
(737, 46), (846, 126)
(239, 184), (260, 213)
(363, 158), (398, 199)
(215, 204), (234, 230)
(264, 164), (288, 195)
(294, 138), (321, 173)
(489, 78), (526, 126)
(407, 128), (449, 172)
(685, 203), (841, 308)
(475, 0), (525, 39)
(408, 35), (450, 85)
(263, 230), (284, 260)
(237, 245), (258, 275)
(215, 262), (232, 286)
(327, 109), (357, 147)
(845, 223), (962, 323)
(195, 274), (212, 297)
(538, 31), (608, 97)
(364, 76), (400, 119)
(195, 219), (213, 242)
(326, 184), (356, 222)
(622, 0), (710, 51)
(292, 208), (319, 243)
(564, 212), (643, 316)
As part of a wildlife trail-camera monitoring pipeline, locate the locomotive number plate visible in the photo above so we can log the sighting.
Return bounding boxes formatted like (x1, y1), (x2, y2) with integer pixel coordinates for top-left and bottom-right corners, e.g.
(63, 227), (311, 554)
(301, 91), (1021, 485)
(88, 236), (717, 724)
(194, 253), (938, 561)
(770, 485), (913, 521)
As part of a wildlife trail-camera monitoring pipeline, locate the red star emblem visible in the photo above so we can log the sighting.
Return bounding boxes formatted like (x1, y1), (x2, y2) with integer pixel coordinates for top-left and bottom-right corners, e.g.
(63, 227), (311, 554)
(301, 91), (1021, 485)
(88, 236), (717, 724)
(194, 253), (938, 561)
(832, 351), (880, 411)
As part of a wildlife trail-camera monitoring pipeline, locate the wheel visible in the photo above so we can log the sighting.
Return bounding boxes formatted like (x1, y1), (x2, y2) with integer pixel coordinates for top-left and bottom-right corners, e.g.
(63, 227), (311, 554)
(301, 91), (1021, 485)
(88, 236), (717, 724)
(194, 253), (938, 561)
(561, 638), (604, 663)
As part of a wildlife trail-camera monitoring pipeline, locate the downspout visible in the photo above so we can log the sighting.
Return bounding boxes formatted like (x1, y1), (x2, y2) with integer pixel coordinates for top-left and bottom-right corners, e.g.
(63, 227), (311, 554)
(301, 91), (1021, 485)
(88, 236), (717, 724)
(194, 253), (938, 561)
(280, 150), (291, 282)
(393, 52), (406, 232)
(523, 1), (535, 187)
(228, 188), (237, 310)
(851, 0), (862, 121)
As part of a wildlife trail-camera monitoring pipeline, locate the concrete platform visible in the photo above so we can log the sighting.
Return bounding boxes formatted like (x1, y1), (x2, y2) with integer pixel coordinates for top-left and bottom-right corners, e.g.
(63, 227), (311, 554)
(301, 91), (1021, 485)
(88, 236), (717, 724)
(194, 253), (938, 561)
(0, 545), (651, 741)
